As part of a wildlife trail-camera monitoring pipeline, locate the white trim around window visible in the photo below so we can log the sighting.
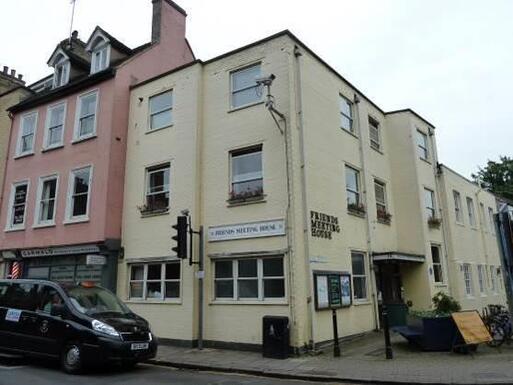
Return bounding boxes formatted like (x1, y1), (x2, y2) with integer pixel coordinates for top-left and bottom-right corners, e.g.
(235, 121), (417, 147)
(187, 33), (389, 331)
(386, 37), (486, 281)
(16, 111), (38, 157)
(33, 174), (59, 228)
(64, 165), (93, 223)
(5, 180), (30, 231)
(73, 90), (99, 142)
(90, 44), (111, 74)
(43, 102), (67, 150)
(128, 261), (181, 302)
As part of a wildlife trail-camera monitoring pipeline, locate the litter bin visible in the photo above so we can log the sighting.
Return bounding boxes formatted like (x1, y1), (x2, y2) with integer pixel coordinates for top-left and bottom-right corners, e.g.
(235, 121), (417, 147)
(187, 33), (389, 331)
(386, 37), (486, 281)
(262, 316), (290, 359)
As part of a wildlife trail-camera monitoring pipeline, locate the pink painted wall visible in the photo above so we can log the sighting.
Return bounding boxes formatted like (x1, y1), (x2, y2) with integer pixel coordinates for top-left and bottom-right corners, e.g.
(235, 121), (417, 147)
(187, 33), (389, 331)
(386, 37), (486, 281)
(0, 0), (194, 250)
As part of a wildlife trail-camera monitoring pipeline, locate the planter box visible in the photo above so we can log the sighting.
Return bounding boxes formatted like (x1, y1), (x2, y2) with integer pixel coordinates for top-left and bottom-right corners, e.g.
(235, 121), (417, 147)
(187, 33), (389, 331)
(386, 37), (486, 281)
(406, 315), (458, 351)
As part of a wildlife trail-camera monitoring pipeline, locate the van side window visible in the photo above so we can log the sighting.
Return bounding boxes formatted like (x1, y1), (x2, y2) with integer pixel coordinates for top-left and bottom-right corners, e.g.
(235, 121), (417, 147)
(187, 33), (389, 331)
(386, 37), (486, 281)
(37, 285), (64, 313)
(4, 283), (38, 311)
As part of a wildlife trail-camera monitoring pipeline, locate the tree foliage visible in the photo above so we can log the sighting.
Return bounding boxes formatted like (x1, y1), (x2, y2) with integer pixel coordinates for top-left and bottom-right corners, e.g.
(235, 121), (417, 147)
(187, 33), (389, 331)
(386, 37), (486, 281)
(472, 156), (513, 200)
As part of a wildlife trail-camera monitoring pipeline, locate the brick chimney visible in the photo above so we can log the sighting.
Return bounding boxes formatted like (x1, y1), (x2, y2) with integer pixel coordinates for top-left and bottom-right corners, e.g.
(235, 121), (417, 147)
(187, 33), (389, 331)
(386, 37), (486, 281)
(151, 0), (187, 45)
(0, 65), (25, 86)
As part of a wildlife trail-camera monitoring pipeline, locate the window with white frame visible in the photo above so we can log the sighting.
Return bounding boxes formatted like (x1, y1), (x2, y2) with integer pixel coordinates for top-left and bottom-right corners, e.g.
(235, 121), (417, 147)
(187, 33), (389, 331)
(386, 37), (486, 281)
(462, 263), (473, 296)
(67, 166), (92, 220)
(214, 257), (285, 301)
(417, 130), (429, 160)
(453, 190), (463, 223)
(75, 91), (98, 140)
(340, 96), (354, 133)
(35, 175), (58, 225)
(129, 262), (181, 300)
(230, 63), (261, 109)
(230, 146), (263, 200)
(17, 112), (38, 156)
(374, 179), (388, 221)
(53, 57), (70, 88)
(149, 91), (173, 131)
(466, 197), (476, 227)
(91, 43), (109, 74)
(424, 188), (436, 220)
(488, 207), (495, 234)
(45, 103), (65, 148)
(369, 117), (381, 150)
(490, 265), (497, 293)
(145, 163), (170, 211)
(431, 245), (444, 284)
(477, 265), (486, 294)
(351, 252), (367, 300)
(345, 166), (361, 209)
(7, 181), (29, 229)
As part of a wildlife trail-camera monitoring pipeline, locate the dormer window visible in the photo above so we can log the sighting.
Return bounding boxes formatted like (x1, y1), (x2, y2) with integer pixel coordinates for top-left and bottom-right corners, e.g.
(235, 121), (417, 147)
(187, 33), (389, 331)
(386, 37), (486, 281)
(88, 34), (111, 74)
(53, 55), (70, 88)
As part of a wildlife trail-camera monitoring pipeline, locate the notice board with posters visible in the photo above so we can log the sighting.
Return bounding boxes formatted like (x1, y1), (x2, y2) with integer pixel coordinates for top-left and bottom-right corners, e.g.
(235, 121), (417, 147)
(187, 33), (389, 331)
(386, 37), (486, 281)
(451, 310), (492, 345)
(314, 271), (352, 310)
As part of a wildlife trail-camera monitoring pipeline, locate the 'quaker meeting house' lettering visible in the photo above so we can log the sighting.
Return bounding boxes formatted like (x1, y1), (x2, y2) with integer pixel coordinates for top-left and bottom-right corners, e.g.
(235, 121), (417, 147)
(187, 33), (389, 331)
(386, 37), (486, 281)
(310, 210), (340, 239)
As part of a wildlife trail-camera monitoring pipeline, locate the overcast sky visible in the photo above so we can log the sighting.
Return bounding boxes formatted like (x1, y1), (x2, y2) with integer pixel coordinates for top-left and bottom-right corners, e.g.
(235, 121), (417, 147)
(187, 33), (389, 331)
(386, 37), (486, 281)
(1, 0), (511, 178)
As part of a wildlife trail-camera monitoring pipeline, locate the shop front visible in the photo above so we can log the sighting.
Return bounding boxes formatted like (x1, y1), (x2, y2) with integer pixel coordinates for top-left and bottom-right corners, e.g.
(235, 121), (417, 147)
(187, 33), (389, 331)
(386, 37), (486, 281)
(1, 241), (120, 291)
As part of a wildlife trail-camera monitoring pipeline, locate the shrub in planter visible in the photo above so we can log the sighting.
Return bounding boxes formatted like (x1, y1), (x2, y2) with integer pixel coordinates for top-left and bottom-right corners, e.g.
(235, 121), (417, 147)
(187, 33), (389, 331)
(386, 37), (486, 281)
(428, 216), (442, 228)
(377, 208), (392, 223)
(347, 203), (366, 215)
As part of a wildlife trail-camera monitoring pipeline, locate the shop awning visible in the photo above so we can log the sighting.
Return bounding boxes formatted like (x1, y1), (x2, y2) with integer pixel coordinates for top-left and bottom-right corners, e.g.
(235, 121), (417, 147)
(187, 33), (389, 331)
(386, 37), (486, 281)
(372, 252), (425, 264)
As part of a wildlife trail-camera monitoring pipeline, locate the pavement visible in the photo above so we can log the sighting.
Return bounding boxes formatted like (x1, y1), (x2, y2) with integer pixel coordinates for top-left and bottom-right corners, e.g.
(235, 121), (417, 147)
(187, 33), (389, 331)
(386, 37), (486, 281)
(150, 331), (513, 384)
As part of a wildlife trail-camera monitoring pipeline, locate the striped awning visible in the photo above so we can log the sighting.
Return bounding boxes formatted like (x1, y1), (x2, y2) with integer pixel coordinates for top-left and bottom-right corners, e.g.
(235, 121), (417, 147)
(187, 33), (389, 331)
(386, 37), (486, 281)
(372, 252), (425, 264)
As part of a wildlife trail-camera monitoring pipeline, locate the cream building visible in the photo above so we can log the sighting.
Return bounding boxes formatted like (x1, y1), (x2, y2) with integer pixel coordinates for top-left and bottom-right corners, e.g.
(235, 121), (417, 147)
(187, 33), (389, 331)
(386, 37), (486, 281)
(118, 30), (506, 352)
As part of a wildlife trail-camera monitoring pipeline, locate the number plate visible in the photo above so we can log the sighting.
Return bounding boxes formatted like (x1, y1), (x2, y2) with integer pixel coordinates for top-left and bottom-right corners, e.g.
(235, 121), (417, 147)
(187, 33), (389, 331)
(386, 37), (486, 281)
(131, 343), (149, 350)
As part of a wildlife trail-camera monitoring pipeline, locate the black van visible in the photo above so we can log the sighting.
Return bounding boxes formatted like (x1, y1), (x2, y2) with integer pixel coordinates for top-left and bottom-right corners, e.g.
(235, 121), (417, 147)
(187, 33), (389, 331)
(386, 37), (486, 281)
(0, 279), (157, 373)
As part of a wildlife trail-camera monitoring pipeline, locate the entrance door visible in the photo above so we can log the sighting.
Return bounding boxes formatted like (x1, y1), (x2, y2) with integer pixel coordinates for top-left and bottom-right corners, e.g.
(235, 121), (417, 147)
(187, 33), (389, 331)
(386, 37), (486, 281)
(375, 263), (408, 327)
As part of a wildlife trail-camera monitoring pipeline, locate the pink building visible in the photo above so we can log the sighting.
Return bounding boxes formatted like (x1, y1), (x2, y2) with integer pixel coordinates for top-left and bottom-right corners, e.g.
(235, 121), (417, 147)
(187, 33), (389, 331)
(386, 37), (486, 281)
(0, 0), (194, 289)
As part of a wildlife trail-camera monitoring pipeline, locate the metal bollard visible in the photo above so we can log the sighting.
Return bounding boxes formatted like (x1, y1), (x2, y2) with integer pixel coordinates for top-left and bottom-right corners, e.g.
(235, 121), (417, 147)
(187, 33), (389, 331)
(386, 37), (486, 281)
(332, 309), (341, 357)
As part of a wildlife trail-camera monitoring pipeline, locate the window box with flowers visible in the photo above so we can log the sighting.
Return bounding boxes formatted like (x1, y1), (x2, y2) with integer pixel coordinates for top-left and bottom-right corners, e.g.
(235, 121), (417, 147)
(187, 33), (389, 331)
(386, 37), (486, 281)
(428, 216), (442, 229)
(228, 186), (265, 204)
(348, 203), (366, 217)
(377, 208), (392, 224)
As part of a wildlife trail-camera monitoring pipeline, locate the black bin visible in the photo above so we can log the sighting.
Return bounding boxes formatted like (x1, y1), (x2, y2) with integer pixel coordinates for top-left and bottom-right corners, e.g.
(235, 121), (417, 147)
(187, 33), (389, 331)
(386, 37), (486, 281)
(262, 316), (290, 359)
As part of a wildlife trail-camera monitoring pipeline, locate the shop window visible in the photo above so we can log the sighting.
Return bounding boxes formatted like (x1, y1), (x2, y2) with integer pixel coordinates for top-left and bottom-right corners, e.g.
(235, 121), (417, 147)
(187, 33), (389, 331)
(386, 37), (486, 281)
(340, 95), (354, 133)
(351, 252), (367, 300)
(35, 175), (58, 225)
(369, 117), (381, 150)
(214, 257), (285, 301)
(417, 130), (429, 160)
(477, 265), (486, 294)
(230, 146), (263, 201)
(7, 181), (29, 230)
(74, 90), (98, 141)
(129, 261), (181, 300)
(45, 102), (66, 149)
(17, 111), (38, 156)
(149, 91), (173, 131)
(431, 245), (444, 284)
(230, 63), (261, 109)
(462, 263), (473, 296)
(66, 166), (92, 221)
(145, 163), (170, 212)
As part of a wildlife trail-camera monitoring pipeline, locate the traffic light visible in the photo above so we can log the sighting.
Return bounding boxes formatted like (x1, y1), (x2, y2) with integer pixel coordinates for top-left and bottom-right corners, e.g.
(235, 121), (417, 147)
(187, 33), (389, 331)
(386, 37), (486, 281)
(172, 216), (188, 259)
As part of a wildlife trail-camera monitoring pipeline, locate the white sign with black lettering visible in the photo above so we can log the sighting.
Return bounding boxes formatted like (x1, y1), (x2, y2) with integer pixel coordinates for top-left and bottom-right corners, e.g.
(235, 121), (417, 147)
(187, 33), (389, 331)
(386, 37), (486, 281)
(86, 254), (106, 266)
(5, 309), (22, 322)
(208, 219), (286, 242)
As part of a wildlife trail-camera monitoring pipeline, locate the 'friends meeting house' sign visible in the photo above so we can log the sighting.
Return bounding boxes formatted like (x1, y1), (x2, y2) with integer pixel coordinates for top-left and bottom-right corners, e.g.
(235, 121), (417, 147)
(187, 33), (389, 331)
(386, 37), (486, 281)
(310, 210), (340, 239)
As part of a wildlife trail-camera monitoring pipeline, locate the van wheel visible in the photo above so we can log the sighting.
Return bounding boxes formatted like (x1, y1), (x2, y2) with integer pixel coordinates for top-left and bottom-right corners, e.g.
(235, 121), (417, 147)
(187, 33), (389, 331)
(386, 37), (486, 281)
(61, 343), (83, 374)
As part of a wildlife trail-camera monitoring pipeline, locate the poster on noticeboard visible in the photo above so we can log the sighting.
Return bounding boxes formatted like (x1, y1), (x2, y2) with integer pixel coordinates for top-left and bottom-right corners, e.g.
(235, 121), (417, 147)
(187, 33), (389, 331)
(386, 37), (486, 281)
(314, 271), (352, 310)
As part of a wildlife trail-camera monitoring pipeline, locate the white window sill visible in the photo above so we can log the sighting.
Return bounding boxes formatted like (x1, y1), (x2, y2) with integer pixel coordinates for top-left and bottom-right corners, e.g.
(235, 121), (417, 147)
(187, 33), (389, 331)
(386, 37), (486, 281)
(434, 283), (447, 288)
(4, 226), (25, 233)
(341, 127), (359, 139)
(228, 100), (264, 113)
(146, 124), (173, 134)
(419, 157), (432, 165)
(125, 299), (182, 305)
(210, 300), (288, 306)
(41, 144), (64, 153)
(370, 145), (384, 155)
(353, 300), (371, 306)
(14, 151), (34, 160)
(455, 222), (465, 227)
(72, 134), (97, 144)
(63, 217), (89, 225)
(32, 222), (56, 229)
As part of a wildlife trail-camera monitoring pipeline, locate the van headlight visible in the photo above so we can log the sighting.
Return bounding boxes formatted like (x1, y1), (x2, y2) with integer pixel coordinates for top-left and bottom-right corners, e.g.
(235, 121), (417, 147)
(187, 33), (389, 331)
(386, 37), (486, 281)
(92, 319), (120, 338)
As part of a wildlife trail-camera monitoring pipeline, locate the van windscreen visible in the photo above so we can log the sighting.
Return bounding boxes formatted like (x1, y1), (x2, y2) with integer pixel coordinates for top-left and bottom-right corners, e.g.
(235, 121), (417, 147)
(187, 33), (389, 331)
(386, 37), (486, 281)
(65, 285), (130, 316)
